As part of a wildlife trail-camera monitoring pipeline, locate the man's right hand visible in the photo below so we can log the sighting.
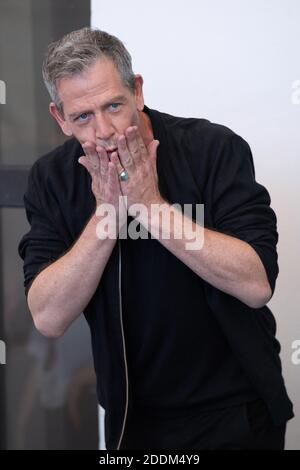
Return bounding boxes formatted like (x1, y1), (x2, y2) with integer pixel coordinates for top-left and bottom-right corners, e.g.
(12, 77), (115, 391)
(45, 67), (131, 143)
(78, 142), (127, 230)
(28, 142), (126, 338)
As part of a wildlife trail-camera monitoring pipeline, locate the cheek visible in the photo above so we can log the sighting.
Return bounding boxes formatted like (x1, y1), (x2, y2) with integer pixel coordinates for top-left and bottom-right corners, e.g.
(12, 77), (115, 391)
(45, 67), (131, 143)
(116, 109), (139, 131)
(131, 111), (139, 126)
(71, 125), (95, 144)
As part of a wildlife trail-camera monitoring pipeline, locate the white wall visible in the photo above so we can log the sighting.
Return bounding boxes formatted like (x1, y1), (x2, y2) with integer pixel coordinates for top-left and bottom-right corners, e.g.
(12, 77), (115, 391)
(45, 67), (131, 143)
(92, 0), (300, 450)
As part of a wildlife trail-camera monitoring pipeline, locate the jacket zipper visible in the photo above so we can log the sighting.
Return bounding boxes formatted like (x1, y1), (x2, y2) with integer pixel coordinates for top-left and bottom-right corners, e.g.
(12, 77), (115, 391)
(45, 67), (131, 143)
(116, 237), (129, 450)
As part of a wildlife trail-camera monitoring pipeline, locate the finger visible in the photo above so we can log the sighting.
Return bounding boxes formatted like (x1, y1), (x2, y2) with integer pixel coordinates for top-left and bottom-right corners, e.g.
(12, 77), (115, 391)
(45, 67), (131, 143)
(78, 155), (102, 202)
(78, 155), (95, 175)
(96, 146), (109, 178)
(147, 140), (160, 182)
(125, 126), (141, 164)
(117, 134), (134, 169)
(107, 161), (120, 194)
(147, 139), (160, 162)
(135, 129), (148, 162)
(110, 151), (125, 179)
(82, 142), (100, 171)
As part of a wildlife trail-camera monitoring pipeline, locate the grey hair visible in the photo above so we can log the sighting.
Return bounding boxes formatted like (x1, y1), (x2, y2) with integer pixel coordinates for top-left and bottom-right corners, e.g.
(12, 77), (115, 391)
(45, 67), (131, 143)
(42, 27), (136, 113)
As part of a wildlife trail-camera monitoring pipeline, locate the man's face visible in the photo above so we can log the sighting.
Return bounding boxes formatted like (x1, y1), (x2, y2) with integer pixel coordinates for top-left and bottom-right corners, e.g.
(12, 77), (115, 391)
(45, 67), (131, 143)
(50, 58), (145, 154)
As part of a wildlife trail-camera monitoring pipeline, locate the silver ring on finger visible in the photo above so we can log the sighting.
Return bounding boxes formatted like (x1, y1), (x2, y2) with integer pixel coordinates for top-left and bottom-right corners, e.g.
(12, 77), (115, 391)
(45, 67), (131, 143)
(119, 169), (129, 182)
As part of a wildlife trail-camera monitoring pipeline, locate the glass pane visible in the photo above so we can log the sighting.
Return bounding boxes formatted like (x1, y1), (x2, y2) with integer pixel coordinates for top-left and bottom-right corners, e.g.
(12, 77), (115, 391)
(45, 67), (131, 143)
(0, 0), (97, 450)
(0, 0), (90, 165)
(1, 208), (98, 449)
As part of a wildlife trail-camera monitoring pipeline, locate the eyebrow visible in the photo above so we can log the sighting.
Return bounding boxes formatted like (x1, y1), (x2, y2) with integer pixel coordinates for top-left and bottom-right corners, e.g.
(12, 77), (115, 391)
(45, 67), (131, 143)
(68, 95), (128, 120)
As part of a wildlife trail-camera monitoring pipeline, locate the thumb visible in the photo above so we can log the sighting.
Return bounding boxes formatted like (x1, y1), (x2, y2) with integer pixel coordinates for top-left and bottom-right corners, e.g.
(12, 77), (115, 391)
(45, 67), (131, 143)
(78, 156), (89, 171)
(148, 139), (160, 162)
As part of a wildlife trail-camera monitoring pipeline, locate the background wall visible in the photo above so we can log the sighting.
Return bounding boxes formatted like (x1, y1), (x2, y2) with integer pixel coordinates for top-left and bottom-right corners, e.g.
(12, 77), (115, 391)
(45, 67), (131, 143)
(92, 0), (300, 449)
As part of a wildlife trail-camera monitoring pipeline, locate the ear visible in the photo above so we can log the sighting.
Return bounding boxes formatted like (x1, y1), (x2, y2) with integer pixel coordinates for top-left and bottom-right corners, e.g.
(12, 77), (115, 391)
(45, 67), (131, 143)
(134, 75), (145, 112)
(49, 102), (73, 137)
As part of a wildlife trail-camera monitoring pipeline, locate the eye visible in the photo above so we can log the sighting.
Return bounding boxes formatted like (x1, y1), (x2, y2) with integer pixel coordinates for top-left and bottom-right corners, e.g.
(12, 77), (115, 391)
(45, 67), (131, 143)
(109, 103), (121, 112)
(77, 112), (90, 121)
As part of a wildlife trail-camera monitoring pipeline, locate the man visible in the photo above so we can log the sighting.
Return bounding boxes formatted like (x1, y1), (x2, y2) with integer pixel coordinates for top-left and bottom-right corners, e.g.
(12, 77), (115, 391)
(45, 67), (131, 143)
(18, 27), (293, 450)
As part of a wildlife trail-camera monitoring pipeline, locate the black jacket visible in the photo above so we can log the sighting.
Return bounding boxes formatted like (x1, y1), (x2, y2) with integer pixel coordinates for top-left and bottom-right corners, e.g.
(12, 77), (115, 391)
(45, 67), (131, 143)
(18, 106), (294, 449)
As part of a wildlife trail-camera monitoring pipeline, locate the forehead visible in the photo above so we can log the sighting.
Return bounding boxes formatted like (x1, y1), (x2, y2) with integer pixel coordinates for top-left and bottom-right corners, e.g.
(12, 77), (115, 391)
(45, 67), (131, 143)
(57, 58), (128, 110)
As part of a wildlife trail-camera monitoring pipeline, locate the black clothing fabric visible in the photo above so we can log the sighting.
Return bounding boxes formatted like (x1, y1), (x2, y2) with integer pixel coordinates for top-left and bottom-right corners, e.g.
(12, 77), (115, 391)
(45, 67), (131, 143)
(18, 105), (294, 449)
(120, 399), (286, 450)
(121, 222), (258, 414)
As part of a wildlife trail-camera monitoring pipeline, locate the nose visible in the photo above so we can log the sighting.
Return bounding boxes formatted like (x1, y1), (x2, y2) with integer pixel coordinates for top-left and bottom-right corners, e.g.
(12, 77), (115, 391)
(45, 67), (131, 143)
(94, 112), (114, 142)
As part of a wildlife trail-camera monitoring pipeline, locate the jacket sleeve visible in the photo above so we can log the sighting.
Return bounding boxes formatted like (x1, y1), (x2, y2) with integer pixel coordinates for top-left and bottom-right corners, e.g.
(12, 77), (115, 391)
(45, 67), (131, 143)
(205, 133), (279, 297)
(18, 163), (68, 298)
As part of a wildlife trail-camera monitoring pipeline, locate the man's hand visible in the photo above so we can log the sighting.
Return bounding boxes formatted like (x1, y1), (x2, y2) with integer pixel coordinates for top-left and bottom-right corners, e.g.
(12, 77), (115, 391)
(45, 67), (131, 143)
(78, 142), (127, 228)
(109, 126), (163, 215)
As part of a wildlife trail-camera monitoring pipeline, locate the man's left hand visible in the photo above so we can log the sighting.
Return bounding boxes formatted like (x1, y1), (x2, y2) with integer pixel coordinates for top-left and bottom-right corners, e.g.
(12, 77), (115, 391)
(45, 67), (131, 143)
(109, 126), (164, 215)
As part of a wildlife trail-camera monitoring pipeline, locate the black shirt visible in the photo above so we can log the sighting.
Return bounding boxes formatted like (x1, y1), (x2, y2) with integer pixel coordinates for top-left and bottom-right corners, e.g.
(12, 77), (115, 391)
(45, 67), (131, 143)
(122, 231), (258, 416)
(18, 105), (294, 448)
(121, 106), (260, 416)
